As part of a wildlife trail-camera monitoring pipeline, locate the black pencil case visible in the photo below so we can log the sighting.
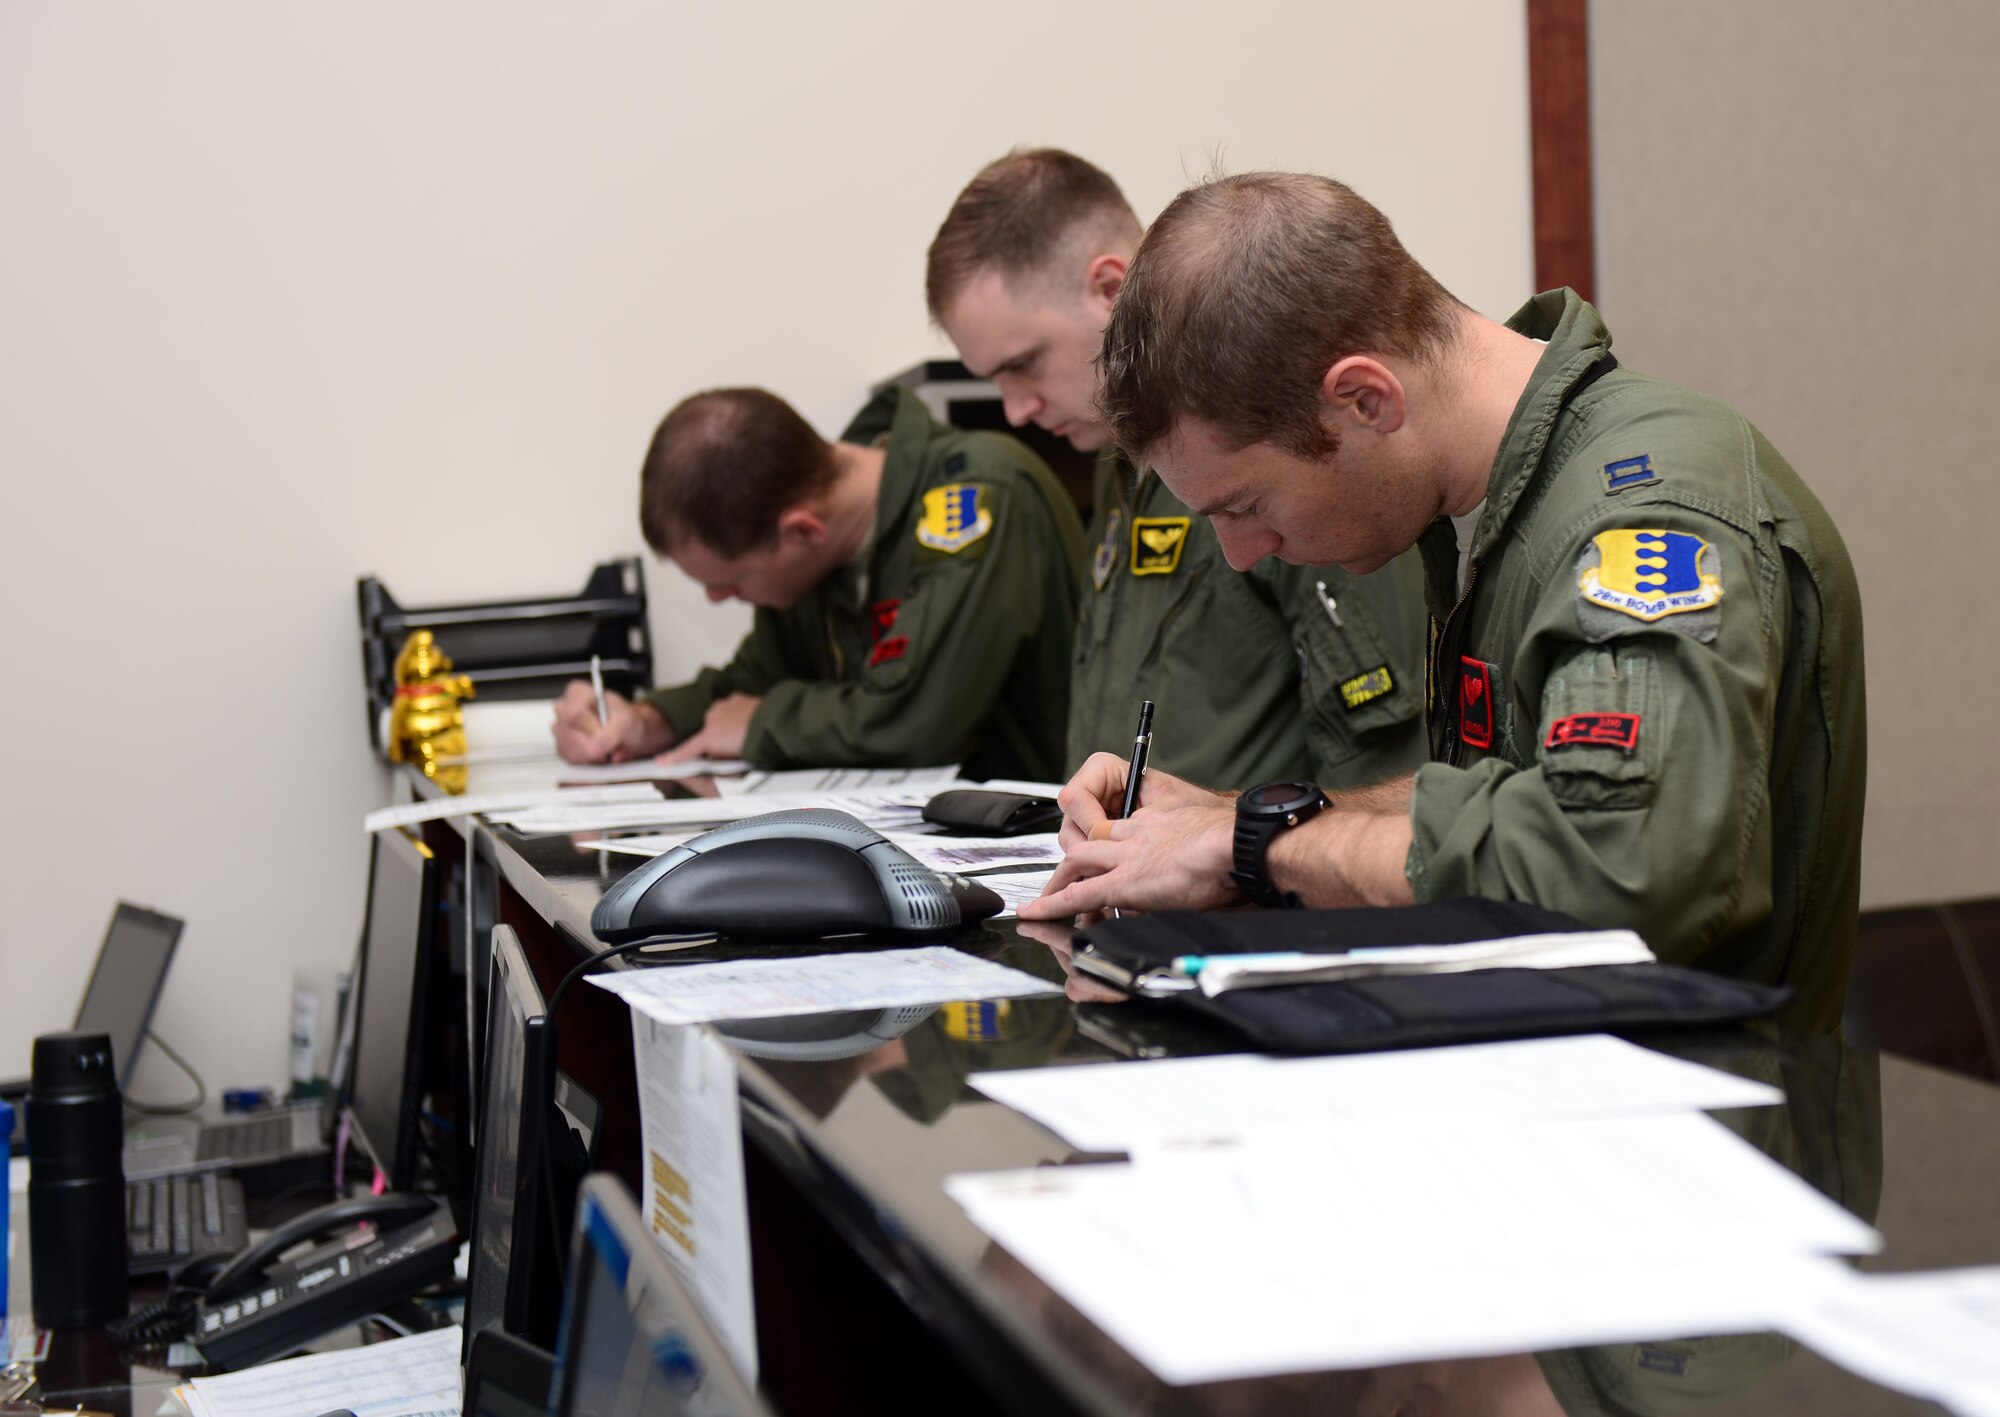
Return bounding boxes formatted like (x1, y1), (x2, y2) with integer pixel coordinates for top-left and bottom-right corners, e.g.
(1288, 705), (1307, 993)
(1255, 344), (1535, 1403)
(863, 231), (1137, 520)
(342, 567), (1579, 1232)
(922, 789), (1063, 836)
(1071, 898), (1791, 1054)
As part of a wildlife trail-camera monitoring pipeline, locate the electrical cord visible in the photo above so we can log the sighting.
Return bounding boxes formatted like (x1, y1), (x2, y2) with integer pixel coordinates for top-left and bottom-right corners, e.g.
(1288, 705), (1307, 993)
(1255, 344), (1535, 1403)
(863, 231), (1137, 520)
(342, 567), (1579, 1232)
(123, 1030), (207, 1116)
(537, 934), (706, 1267)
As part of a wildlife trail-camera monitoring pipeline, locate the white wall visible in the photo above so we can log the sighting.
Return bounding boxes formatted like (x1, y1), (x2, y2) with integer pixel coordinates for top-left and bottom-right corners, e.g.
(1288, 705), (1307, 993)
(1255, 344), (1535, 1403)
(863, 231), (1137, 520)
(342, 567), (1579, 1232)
(0, 1), (1532, 1092)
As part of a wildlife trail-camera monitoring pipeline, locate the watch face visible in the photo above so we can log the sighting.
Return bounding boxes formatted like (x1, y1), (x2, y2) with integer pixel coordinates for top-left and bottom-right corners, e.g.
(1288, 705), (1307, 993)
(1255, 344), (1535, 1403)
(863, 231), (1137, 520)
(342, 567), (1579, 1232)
(1244, 781), (1316, 813)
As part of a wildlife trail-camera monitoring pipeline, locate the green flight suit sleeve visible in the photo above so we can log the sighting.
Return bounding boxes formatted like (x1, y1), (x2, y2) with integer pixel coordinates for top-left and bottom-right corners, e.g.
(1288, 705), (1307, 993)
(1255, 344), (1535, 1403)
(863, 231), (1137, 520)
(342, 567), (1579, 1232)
(644, 612), (794, 741)
(1406, 501), (1783, 967)
(741, 478), (1060, 767)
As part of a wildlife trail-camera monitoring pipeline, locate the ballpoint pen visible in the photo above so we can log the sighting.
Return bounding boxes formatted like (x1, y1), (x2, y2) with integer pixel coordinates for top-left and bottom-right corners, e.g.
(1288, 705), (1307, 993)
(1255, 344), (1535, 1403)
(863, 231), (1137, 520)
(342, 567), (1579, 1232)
(590, 653), (610, 728)
(1314, 580), (1345, 629)
(1110, 700), (1154, 919)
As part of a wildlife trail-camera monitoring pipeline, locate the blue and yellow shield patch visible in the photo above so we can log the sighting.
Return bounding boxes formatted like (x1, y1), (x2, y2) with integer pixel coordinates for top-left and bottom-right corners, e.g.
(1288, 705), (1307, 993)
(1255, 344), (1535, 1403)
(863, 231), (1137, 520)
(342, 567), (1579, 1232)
(916, 483), (993, 554)
(1577, 529), (1723, 623)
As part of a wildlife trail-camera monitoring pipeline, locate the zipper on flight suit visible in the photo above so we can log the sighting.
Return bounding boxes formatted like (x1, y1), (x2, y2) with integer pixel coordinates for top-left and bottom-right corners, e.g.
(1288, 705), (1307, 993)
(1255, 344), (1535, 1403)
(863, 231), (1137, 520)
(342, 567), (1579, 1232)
(1432, 559), (1481, 766)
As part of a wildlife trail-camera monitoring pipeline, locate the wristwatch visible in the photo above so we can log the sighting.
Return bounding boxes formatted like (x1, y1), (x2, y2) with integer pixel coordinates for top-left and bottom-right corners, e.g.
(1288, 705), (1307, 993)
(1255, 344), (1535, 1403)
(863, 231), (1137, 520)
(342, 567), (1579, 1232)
(1231, 781), (1331, 908)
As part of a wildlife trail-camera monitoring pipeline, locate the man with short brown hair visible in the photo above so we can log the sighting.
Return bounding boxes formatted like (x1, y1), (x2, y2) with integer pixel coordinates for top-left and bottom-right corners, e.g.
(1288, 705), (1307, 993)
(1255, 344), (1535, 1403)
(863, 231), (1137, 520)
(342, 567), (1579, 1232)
(1024, 171), (1866, 1033)
(552, 384), (1085, 780)
(928, 149), (1429, 792)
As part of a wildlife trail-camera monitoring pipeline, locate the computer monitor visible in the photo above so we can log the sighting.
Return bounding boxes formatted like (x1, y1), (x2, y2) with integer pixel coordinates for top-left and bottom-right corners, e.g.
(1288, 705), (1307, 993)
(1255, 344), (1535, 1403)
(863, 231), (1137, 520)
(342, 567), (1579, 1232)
(552, 1176), (767, 1417)
(465, 925), (556, 1348)
(346, 825), (439, 1192)
(75, 902), (183, 1093)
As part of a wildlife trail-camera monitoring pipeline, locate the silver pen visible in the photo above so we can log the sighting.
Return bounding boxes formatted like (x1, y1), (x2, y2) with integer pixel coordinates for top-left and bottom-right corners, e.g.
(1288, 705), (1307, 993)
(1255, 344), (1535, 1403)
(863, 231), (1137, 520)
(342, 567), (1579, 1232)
(590, 653), (610, 727)
(1315, 580), (1345, 629)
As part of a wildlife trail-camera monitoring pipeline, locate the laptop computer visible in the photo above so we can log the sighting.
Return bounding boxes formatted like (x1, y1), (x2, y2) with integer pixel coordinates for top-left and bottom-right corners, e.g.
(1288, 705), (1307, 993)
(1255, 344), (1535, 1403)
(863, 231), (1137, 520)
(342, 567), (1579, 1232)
(3, 901), (183, 1146)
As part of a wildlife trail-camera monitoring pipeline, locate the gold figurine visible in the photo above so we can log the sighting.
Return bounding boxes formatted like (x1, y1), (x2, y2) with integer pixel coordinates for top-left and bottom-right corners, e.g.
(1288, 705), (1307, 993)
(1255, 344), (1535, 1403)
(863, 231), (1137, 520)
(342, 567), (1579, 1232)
(386, 630), (475, 794)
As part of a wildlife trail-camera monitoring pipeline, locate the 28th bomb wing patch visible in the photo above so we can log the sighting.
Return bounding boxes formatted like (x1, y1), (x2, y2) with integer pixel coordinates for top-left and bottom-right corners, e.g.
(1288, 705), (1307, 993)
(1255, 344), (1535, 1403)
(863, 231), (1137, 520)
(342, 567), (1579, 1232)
(1575, 528), (1723, 643)
(916, 483), (994, 554)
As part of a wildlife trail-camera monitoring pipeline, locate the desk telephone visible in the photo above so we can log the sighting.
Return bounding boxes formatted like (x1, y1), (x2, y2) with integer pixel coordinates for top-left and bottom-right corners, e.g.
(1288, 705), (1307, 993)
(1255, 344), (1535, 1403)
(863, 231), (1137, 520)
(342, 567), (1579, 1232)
(115, 1192), (457, 1370)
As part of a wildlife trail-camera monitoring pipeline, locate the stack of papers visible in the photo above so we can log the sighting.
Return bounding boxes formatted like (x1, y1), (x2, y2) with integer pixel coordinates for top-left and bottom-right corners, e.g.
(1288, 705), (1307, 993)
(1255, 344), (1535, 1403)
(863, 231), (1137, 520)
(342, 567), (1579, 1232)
(588, 945), (1060, 1025)
(178, 1326), (462, 1417)
(949, 1035), (1904, 1388)
(1186, 928), (1654, 994)
(490, 787), (937, 836)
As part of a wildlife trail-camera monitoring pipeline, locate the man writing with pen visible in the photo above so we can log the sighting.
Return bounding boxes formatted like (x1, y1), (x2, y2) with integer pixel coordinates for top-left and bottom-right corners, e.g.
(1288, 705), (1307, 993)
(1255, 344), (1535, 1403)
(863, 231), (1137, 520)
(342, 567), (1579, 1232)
(1021, 172), (1867, 1035)
(551, 383), (1086, 782)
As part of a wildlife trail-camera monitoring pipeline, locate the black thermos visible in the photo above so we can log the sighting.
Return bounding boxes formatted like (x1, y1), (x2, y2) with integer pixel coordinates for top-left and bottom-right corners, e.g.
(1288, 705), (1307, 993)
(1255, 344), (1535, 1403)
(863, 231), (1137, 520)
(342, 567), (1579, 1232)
(27, 1030), (129, 1327)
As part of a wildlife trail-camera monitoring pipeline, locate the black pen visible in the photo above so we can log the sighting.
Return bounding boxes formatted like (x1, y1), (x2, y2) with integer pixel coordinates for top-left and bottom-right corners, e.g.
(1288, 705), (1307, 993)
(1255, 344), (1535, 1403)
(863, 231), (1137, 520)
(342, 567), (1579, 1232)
(1110, 700), (1154, 919)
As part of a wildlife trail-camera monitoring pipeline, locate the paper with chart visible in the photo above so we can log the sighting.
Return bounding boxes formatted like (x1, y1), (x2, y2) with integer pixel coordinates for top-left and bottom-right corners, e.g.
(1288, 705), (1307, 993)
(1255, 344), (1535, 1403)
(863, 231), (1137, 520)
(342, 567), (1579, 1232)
(630, 1015), (758, 1383)
(589, 945), (1060, 1025)
(178, 1325), (463, 1417)
(717, 765), (964, 796)
(969, 1034), (1784, 1153)
(947, 1112), (1876, 1383)
(1776, 1265), (2000, 1417)
(979, 869), (1057, 921)
(362, 783), (662, 833)
(882, 832), (1063, 874)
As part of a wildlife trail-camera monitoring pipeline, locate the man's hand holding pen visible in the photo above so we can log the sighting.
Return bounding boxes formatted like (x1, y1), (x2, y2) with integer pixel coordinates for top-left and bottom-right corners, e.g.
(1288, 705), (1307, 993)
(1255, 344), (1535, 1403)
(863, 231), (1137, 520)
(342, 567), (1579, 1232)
(1020, 751), (1241, 921)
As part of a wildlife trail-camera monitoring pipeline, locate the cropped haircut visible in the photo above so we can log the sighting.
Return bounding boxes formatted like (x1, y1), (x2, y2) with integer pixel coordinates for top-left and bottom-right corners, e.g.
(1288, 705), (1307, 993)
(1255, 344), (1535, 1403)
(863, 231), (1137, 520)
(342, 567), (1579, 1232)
(638, 388), (837, 559)
(1098, 172), (1464, 461)
(926, 148), (1144, 320)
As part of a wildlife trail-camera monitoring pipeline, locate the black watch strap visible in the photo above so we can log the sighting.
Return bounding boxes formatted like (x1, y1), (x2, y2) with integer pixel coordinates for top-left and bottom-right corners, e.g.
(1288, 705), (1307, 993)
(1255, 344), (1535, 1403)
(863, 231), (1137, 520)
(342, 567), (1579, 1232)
(1231, 787), (1330, 909)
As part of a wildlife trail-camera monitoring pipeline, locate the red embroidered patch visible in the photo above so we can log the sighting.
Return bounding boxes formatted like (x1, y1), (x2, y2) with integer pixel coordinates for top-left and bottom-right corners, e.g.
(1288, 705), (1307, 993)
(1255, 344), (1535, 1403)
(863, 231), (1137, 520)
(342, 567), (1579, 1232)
(868, 636), (908, 668)
(1458, 656), (1494, 750)
(1545, 712), (1641, 752)
(870, 598), (901, 638)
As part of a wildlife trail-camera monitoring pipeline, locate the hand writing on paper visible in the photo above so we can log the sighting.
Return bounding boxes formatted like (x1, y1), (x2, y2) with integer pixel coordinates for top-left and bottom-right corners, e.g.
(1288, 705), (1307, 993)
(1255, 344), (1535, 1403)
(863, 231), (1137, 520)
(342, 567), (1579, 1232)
(552, 682), (674, 764)
(1018, 752), (1239, 921)
(660, 693), (762, 764)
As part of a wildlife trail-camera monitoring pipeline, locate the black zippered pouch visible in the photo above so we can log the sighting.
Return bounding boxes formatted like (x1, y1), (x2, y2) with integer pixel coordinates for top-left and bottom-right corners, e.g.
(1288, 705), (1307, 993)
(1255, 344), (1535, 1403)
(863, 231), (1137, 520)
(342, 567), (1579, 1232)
(922, 789), (1063, 836)
(1071, 898), (1791, 1054)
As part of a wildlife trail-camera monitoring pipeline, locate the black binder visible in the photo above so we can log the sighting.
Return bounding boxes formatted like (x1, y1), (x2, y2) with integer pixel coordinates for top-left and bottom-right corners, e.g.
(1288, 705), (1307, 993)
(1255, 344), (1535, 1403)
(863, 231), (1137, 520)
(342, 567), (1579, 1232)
(1071, 898), (1791, 1054)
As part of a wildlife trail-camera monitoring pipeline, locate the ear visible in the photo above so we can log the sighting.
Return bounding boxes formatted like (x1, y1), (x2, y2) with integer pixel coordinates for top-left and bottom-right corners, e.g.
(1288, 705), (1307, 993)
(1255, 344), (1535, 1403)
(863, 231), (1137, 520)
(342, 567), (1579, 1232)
(1082, 252), (1128, 317)
(1321, 356), (1406, 435)
(775, 505), (828, 548)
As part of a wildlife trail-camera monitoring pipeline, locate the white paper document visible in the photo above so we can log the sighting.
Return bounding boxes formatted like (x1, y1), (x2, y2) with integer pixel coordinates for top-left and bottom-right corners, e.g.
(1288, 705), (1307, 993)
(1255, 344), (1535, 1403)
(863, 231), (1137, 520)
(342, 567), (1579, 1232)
(947, 1113), (1876, 1383)
(553, 757), (752, 782)
(882, 832), (1064, 874)
(178, 1325), (462, 1417)
(487, 788), (934, 836)
(1778, 1265), (2000, 1417)
(717, 765), (963, 797)
(970, 1034), (1784, 1153)
(589, 945), (1061, 1025)
(362, 783), (662, 834)
(979, 869), (1057, 921)
(1192, 929), (1655, 994)
(630, 1015), (758, 1382)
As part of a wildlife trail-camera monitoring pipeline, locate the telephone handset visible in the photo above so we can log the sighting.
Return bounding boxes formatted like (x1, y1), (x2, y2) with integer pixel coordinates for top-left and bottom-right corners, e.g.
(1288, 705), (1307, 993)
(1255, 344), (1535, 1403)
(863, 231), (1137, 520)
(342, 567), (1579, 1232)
(199, 1191), (439, 1300)
(186, 1192), (457, 1370)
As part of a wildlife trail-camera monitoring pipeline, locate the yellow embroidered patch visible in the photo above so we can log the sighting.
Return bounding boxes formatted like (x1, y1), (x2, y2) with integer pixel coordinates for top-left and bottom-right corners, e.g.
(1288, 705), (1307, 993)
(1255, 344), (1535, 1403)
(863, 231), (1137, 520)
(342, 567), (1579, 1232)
(1130, 516), (1190, 575)
(915, 483), (993, 554)
(1338, 666), (1395, 711)
(1577, 529), (1723, 622)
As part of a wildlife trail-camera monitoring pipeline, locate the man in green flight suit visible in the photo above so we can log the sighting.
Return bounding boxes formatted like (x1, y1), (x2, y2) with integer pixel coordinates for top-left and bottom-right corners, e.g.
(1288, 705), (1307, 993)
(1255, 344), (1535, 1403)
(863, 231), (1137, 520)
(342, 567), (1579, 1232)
(927, 150), (1429, 791)
(552, 385), (1085, 781)
(1024, 172), (1867, 1033)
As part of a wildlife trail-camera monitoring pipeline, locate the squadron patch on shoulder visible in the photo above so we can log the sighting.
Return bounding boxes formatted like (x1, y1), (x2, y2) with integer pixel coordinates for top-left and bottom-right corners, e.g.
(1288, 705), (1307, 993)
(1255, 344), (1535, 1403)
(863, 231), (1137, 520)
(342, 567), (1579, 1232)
(1093, 508), (1123, 590)
(1601, 453), (1661, 494)
(916, 483), (993, 554)
(1575, 529), (1723, 642)
(1130, 516), (1190, 575)
(1339, 666), (1395, 711)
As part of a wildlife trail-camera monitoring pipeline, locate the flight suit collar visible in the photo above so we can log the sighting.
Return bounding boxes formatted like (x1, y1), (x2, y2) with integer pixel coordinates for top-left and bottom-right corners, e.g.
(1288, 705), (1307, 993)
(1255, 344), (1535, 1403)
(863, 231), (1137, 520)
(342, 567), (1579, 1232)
(1469, 288), (1616, 563)
(842, 385), (939, 556)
